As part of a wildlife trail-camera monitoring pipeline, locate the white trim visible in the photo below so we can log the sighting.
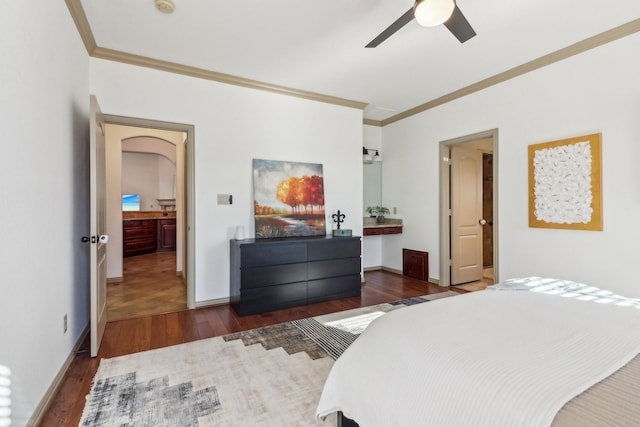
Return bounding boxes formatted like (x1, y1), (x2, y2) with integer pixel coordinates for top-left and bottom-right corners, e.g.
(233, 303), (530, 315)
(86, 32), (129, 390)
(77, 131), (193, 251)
(27, 326), (89, 427)
(195, 297), (230, 308)
(381, 266), (403, 275)
(439, 129), (499, 288)
(100, 114), (196, 309)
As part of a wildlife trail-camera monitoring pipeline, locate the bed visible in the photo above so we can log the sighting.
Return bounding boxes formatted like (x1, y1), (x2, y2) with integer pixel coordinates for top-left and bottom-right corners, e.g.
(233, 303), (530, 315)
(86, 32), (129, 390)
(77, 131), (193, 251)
(316, 278), (640, 427)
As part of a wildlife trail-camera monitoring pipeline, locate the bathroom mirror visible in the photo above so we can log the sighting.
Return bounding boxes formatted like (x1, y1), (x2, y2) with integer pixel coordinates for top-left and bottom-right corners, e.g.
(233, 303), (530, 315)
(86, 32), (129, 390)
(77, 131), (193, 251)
(363, 162), (382, 216)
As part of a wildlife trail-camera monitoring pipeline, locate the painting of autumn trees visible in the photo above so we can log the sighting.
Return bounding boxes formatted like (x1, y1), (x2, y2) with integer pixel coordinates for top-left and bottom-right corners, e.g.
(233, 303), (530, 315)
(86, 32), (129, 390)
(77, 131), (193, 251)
(253, 159), (326, 238)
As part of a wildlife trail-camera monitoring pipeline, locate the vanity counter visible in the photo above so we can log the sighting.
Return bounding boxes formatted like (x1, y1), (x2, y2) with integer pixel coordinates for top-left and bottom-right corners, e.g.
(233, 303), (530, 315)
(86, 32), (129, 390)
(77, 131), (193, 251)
(363, 218), (403, 235)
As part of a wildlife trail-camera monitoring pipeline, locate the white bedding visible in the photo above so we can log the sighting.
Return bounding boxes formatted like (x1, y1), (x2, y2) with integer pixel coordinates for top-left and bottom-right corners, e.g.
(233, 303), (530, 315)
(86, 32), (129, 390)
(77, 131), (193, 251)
(316, 288), (640, 427)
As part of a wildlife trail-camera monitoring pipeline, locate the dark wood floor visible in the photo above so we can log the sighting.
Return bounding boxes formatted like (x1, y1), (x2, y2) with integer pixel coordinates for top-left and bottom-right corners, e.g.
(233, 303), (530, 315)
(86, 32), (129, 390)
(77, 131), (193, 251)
(38, 270), (458, 426)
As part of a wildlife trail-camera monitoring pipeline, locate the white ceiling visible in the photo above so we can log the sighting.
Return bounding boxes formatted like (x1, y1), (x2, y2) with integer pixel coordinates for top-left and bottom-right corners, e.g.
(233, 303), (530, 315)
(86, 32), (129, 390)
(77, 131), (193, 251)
(80, 0), (640, 122)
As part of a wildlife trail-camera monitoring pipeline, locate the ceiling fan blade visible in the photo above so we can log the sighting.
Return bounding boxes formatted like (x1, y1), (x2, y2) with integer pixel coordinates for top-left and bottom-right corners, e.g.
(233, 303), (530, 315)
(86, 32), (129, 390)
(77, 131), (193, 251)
(365, 8), (415, 48)
(443, 5), (476, 43)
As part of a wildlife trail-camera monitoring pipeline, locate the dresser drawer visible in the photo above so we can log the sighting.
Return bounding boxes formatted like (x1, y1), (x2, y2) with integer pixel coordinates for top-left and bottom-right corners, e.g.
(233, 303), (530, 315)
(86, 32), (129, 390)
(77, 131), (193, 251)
(241, 243), (307, 267)
(241, 263), (307, 289)
(307, 238), (361, 261)
(237, 282), (307, 315)
(307, 258), (361, 280)
(308, 275), (361, 303)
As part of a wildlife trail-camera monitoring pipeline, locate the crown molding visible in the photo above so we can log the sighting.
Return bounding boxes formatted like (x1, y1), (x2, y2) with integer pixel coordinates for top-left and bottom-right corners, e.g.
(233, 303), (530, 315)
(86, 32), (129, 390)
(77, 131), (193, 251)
(65, 0), (97, 54)
(363, 118), (383, 127)
(91, 47), (368, 110)
(65, 1), (640, 127)
(65, 0), (367, 112)
(381, 18), (640, 126)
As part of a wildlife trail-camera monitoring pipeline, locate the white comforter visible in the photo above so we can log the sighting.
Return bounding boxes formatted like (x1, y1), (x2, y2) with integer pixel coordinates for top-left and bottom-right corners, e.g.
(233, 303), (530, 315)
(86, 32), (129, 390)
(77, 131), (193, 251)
(316, 289), (640, 427)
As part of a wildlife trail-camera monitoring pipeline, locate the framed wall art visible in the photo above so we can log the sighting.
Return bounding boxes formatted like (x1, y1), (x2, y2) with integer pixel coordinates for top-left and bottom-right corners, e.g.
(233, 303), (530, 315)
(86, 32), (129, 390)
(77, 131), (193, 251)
(253, 158), (326, 238)
(528, 133), (602, 231)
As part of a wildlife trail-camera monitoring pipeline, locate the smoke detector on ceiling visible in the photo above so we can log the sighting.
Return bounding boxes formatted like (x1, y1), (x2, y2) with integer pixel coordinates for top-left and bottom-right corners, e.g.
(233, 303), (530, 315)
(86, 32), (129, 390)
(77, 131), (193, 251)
(155, 0), (175, 14)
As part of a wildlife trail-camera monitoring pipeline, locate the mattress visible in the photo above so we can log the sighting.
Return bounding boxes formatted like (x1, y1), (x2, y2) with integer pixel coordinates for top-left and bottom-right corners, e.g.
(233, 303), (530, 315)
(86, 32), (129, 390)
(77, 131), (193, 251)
(317, 285), (640, 426)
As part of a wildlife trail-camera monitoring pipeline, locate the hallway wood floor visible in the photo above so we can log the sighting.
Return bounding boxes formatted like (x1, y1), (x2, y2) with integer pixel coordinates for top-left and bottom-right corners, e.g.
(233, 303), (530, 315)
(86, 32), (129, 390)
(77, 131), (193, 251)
(39, 270), (459, 426)
(107, 251), (186, 321)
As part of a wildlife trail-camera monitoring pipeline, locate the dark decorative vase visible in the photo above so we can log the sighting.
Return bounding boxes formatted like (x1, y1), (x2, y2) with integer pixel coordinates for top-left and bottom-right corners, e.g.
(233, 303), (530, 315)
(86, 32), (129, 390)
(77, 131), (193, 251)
(376, 215), (385, 224)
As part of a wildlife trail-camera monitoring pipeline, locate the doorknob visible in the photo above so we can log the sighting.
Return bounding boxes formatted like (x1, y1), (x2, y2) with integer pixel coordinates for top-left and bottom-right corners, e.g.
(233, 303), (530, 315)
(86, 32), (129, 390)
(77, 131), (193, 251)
(479, 219), (487, 226)
(81, 236), (91, 243)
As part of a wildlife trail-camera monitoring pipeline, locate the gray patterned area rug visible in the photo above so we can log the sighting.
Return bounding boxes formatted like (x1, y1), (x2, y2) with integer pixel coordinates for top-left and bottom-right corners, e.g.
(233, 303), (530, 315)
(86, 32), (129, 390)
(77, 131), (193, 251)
(79, 291), (458, 427)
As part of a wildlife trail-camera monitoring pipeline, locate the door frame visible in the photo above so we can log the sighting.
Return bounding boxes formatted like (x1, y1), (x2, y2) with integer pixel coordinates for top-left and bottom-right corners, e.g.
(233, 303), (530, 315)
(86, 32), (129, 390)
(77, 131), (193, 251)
(100, 113), (196, 309)
(439, 128), (499, 287)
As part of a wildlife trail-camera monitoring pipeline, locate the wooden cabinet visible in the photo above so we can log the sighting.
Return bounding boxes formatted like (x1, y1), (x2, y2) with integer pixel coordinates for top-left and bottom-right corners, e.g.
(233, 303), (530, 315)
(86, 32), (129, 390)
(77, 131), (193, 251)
(123, 220), (157, 257)
(403, 248), (429, 282)
(123, 218), (176, 256)
(230, 236), (362, 316)
(157, 219), (176, 251)
(363, 226), (403, 236)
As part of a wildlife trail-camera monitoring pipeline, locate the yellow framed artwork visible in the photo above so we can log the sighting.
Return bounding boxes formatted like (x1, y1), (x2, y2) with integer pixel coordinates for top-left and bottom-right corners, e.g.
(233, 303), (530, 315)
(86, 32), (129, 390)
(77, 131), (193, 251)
(528, 133), (602, 231)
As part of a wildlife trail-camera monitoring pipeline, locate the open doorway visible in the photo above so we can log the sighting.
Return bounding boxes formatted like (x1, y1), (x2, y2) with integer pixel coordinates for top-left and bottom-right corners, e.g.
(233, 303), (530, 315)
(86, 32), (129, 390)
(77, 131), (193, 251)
(101, 115), (195, 320)
(439, 129), (499, 289)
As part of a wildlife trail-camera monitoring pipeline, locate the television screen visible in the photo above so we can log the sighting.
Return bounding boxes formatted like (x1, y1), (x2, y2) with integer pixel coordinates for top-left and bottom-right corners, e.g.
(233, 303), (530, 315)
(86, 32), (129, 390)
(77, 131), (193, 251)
(122, 194), (140, 211)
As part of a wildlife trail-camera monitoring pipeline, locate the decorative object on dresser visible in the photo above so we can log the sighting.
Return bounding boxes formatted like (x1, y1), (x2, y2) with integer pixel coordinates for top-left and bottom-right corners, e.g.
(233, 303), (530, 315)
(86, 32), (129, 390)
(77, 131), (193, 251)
(230, 236), (361, 316)
(252, 159), (326, 238)
(331, 210), (352, 237)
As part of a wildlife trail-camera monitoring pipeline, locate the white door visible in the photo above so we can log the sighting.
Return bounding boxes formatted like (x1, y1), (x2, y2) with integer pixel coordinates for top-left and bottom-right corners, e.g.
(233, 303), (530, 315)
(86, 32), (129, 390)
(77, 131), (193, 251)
(451, 145), (483, 285)
(89, 95), (108, 357)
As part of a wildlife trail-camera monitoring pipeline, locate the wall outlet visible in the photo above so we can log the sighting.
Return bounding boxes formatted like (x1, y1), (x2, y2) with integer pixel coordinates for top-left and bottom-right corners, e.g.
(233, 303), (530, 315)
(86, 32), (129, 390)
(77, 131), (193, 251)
(63, 314), (68, 334)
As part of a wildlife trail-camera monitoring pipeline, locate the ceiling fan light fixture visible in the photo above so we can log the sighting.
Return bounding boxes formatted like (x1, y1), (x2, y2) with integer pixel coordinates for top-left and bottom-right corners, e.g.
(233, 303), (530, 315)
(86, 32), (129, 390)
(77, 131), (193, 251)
(414, 0), (455, 27)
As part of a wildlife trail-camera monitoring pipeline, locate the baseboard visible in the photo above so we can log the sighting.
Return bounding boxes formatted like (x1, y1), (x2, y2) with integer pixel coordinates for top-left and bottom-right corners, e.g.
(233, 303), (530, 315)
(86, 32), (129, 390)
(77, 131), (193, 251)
(27, 325), (89, 426)
(367, 266), (441, 286)
(106, 277), (123, 284)
(195, 296), (230, 308)
(381, 266), (403, 275)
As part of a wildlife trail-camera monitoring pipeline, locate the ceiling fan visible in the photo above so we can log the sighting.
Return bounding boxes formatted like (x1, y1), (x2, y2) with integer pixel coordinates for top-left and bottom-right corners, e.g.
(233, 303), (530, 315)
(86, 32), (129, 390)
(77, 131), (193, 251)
(366, 0), (476, 48)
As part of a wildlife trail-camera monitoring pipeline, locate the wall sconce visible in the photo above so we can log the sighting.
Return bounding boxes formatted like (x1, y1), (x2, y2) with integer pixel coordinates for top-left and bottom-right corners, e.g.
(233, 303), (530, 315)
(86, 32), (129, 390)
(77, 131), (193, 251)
(363, 147), (382, 164)
(363, 147), (373, 164)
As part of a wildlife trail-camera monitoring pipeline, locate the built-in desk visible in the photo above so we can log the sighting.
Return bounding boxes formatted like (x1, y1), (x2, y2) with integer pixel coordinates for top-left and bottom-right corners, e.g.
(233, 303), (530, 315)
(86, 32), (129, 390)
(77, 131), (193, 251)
(363, 218), (403, 236)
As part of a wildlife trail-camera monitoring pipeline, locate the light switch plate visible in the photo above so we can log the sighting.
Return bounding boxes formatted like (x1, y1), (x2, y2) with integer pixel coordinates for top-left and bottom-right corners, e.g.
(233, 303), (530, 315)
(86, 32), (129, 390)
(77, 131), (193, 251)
(217, 194), (230, 205)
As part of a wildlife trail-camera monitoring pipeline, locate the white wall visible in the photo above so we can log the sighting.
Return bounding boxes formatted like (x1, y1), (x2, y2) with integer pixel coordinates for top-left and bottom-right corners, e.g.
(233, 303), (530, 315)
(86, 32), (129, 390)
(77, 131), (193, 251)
(0, 2), (90, 425)
(90, 58), (364, 302)
(122, 152), (175, 210)
(381, 32), (640, 297)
